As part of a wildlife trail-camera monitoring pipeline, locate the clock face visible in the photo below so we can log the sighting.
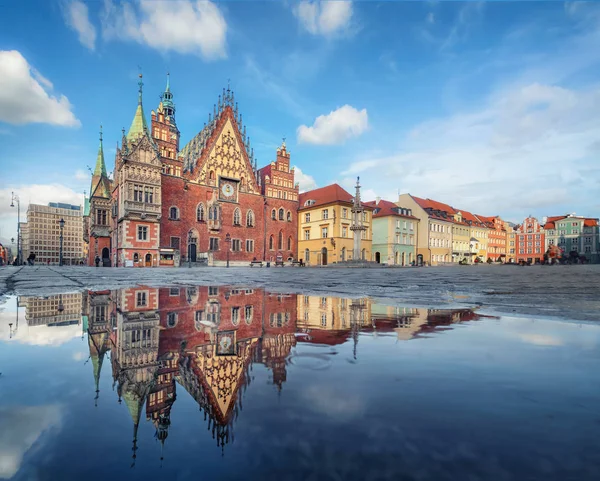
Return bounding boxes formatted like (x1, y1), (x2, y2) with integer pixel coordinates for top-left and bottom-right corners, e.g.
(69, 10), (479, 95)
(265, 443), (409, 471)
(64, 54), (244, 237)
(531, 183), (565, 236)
(221, 182), (235, 199)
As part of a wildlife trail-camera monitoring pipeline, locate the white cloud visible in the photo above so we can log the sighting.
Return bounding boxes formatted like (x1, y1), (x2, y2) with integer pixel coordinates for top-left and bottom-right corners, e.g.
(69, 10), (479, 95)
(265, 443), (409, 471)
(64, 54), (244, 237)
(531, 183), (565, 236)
(74, 169), (89, 182)
(0, 405), (62, 479)
(293, 166), (318, 192)
(293, 0), (353, 36)
(297, 105), (368, 145)
(518, 333), (563, 347)
(343, 81), (600, 220)
(72, 351), (87, 361)
(63, 0), (97, 50)
(426, 12), (435, 24)
(0, 50), (80, 127)
(101, 0), (227, 60)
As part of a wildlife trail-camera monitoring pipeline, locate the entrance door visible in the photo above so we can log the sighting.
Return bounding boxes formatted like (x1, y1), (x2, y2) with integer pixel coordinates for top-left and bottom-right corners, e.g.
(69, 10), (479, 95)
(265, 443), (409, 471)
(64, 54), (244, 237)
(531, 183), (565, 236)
(321, 247), (328, 266)
(401, 252), (405, 266)
(375, 252), (381, 263)
(417, 254), (423, 266)
(101, 247), (111, 267)
(145, 253), (152, 267)
(189, 243), (197, 262)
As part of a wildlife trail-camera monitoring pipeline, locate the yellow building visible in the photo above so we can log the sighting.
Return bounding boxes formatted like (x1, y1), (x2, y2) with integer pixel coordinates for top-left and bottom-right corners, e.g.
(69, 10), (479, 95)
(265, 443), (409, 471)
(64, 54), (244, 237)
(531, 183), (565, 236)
(298, 184), (373, 265)
(297, 295), (372, 332)
(451, 212), (471, 263)
(504, 221), (517, 263)
(397, 194), (454, 265)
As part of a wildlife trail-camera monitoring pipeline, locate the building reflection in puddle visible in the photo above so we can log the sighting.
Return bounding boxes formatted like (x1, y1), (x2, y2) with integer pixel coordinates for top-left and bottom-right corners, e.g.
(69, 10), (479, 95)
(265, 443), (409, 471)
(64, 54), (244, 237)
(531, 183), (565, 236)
(15, 287), (489, 462)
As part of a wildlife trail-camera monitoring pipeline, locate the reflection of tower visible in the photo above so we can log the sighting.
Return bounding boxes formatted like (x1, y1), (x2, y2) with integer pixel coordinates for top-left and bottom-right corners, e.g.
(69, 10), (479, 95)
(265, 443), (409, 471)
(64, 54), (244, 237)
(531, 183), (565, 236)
(261, 333), (296, 391)
(111, 287), (161, 466)
(349, 299), (366, 360)
(87, 290), (112, 406)
(350, 177), (366, 261)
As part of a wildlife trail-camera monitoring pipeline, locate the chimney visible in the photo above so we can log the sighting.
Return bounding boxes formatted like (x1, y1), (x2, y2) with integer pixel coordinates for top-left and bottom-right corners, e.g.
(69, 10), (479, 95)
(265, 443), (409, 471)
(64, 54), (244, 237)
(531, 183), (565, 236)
(376, 196), (381, 205)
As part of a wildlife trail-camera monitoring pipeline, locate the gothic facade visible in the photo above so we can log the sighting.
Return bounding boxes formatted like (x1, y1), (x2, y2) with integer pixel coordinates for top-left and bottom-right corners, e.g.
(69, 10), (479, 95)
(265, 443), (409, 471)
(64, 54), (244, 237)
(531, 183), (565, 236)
(92, 74), (299, 267)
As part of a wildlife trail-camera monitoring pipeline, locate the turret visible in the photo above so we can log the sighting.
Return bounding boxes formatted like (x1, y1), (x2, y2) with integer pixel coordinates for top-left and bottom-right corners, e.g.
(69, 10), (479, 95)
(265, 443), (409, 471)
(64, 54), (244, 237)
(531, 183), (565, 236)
(90, 125), (107, 196)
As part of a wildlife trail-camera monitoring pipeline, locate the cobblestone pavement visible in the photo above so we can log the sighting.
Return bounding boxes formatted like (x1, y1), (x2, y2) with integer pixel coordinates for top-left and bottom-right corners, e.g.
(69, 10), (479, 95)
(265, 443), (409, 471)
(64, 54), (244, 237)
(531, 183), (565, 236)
(1, 264), (600, 321)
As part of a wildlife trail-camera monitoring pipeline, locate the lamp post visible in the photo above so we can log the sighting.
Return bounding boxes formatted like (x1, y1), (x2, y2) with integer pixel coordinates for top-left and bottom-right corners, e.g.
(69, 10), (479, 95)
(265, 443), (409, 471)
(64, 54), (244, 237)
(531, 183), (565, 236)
(59, 218), (65, 266)
(10, 237), (15, 264)
(225, 233), (231, 268)
(10, 192), (21, 265)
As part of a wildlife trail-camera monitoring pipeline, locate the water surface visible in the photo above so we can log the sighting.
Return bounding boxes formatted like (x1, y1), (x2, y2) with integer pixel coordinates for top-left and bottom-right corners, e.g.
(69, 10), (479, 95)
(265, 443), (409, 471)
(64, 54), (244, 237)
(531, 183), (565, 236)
(0, 285), (598, 480)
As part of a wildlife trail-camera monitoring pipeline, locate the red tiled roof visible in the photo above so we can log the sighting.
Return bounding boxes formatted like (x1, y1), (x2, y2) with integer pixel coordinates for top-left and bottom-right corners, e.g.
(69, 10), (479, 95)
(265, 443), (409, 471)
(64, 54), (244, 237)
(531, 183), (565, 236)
(544, 222), (556, 229)
(363, 199), (419, 219)
(584, 219), (599, 227)
(412, 196), (456, 215)
(299, 184), (373, 211)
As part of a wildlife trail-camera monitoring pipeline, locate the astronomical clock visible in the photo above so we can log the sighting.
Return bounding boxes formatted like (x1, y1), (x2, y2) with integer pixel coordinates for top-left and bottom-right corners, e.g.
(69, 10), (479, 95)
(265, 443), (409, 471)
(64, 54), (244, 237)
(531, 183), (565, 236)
(218, 177), (239, 203)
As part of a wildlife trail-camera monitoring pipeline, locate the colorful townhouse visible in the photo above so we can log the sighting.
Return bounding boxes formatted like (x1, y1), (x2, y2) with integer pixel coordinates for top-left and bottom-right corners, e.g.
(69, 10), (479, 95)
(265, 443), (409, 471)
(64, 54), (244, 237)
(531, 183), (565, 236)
(298, 184), (373, 266)
(543, 214), (600, 263)
(477, 215), (507, 262)
(504, 221), (517, 263)
(450, 211), (472, 263)
(458, 210), (489, 262)
(364, 198), (418, 265)
(515, 216), (545, 264)
(397, 194), (454, 265)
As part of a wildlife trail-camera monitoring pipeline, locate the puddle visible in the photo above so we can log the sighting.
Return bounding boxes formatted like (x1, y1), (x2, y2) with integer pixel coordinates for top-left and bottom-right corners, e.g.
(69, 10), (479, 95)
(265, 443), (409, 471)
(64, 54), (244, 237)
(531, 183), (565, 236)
(0, 285), (599, 480)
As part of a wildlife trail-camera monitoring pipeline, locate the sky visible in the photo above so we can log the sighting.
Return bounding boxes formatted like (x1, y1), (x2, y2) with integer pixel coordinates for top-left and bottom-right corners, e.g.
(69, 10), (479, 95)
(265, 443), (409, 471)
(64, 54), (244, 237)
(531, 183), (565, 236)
(1, 0), (600, 243)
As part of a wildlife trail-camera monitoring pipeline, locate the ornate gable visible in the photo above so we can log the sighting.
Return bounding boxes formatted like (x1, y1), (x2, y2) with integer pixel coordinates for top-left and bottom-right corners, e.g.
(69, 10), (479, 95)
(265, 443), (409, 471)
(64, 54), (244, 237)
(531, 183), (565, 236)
(194, 111), (258, 194)
(127, 135), (161, 168)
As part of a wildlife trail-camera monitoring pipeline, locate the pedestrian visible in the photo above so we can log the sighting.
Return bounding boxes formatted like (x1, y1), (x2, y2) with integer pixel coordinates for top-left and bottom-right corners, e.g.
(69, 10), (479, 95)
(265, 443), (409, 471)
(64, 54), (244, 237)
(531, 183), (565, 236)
(95, 255), (100, 267)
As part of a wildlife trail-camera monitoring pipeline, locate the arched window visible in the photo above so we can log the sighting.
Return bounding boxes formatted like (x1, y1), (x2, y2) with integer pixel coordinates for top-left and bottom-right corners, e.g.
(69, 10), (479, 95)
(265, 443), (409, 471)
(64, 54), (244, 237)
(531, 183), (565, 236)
(233, 208), (241, 226)
(133, 253), (139, 262)
(271, 209), (276, 220)
(167, 312), (178, 328)
(278, 231), (283, 250)
(278, 208), (284, 221)
(246, 210), (254, 227)
(287, 211), (292, 222)
(269, 235), (274, 250)
(209, 170), (215, 181)
(169, 206), (179, 220)
(287, 236), (292, 251)
(209, 205), (219, 221)
(197, 203), (205, 222)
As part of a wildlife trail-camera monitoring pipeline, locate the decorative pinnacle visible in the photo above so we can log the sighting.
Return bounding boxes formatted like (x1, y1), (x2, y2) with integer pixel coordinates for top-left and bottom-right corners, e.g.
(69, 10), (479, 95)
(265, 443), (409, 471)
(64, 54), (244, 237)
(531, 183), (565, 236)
(99, 124), (103, 142)
(166, 72), (170, 92)
(138, 73), (143, 104)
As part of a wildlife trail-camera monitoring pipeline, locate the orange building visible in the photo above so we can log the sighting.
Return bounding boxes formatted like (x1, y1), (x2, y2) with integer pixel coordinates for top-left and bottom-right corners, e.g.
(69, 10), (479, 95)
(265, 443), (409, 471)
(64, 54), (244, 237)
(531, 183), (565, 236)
(515, 216), (545, 264)
(477, 215), (507, 262)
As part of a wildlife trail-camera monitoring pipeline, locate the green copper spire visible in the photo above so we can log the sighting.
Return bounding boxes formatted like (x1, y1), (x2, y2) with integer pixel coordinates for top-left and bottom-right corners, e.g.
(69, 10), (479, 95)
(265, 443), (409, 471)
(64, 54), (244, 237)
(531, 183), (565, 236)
(165, 72), (170, 93)
(127, 74), (150, 142)
(93, 125), (107, 177)
(161, 72), (175, 118)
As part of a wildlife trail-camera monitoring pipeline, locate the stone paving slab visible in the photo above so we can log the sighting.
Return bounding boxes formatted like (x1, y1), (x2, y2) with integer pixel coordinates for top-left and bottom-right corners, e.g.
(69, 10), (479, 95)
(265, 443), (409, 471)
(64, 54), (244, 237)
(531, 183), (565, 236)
(1, 265), (600, 321)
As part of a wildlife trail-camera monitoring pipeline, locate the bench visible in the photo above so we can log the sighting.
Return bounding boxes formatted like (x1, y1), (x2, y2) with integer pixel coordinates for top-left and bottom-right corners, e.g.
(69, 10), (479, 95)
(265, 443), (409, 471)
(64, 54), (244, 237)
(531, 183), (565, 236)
(275, 260), (285, 267)
(291, 260), (304, 267)
(250, 261), (263, 267)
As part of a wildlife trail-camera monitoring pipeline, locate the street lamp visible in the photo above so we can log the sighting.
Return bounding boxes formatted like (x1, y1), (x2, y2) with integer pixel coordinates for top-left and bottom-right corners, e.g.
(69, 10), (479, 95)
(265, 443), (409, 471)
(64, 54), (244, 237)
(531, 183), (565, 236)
(10, 238), (14, 264)
(10, 192), (21, 265)
(59, 218), (65, 266)
(225, 233), (231, 268)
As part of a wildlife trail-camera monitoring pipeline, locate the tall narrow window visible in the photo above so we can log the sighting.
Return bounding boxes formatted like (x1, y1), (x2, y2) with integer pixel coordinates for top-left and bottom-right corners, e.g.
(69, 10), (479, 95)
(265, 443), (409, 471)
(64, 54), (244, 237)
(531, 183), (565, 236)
(278, 231), (283, 250)
(279, 208), (284, 221)
(287, 236), (292, 250)
(269, 235), (274, 250)
(233, 208), (241, 226)
(197, 203), (205, 222)
(271, 209), (276, 220)
(287, 211), (292, 222)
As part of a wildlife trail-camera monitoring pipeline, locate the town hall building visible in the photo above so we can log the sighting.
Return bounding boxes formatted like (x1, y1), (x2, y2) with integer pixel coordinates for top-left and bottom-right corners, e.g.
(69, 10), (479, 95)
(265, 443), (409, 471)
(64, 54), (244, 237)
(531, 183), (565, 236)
(85, 75), (299, 267)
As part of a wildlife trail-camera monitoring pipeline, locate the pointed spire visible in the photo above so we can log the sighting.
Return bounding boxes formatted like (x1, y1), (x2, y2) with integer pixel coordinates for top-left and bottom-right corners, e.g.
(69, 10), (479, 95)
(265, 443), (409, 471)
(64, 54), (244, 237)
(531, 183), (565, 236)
(165, 72), (170, 93)
(127, 74), (150, 142)
(93, 125), (107, 177)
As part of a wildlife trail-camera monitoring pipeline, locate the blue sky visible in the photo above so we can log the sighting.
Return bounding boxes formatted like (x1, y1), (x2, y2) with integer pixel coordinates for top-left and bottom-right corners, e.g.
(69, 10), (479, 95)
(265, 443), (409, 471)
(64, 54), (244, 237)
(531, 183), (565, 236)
(1, 0), (600, 242)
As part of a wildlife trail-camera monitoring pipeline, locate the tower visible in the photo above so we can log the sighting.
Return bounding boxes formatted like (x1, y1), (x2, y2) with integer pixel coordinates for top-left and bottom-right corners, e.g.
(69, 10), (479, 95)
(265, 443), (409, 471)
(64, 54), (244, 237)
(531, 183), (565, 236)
(152, 73), (182, 177)
(350, 177), (367, 261)
(86, 125), (113, 266)
(113, 74), (162, 267)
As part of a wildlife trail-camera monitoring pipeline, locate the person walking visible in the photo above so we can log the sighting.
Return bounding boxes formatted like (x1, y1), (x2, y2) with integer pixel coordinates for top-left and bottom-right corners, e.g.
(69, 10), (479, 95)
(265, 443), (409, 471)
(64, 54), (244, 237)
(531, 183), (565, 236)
(95, 255), (100, 267)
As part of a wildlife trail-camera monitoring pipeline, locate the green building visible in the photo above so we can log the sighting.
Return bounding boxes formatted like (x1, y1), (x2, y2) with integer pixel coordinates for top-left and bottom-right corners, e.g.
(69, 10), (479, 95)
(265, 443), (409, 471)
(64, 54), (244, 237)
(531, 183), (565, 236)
(543, 214), (600, 263)
(364, 199), (419, 265)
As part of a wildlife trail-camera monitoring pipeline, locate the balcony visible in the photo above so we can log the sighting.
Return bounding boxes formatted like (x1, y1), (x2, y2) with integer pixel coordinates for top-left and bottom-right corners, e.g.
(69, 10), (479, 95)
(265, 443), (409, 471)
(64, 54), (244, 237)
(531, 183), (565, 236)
(124, 201), (161, 217)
